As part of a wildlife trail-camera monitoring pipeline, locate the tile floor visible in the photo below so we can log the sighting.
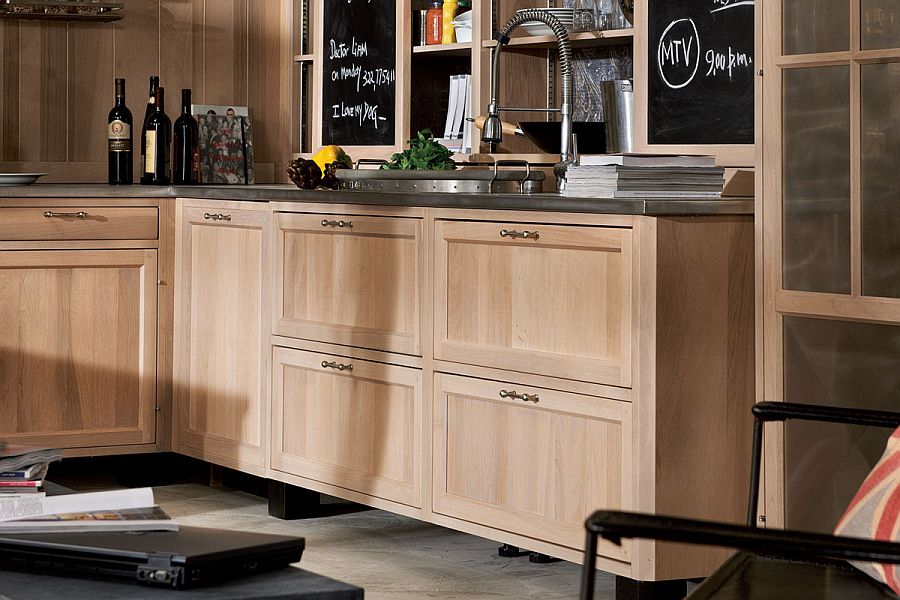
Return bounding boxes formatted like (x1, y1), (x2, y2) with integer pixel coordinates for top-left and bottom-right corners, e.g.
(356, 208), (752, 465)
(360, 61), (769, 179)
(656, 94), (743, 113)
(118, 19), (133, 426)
(50, 462), (615, 599)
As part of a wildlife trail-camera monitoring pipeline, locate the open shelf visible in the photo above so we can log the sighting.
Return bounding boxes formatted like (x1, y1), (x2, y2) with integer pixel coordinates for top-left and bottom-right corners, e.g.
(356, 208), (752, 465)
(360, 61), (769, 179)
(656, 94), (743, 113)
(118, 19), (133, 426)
(0, 0), (123, 21)
(483, 28), (634, 50)
(412, 42), (473, 57)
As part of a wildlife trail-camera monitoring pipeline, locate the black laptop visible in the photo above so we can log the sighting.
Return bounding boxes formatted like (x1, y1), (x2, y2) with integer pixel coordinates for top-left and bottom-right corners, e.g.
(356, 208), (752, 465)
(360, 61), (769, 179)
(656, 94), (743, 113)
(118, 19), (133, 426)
(0, 526), (305, 589)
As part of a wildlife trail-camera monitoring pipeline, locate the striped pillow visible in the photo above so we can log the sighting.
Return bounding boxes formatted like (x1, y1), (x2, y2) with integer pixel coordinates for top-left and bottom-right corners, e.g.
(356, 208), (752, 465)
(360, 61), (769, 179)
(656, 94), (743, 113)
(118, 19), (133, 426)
(835, 426), (900, 593)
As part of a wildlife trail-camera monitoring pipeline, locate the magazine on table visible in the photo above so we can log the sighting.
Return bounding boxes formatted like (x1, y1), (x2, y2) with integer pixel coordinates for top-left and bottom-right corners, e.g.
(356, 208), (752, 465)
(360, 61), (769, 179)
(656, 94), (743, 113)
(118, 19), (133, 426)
(0, 487), (165, 526)
(0, 505), (177, 534)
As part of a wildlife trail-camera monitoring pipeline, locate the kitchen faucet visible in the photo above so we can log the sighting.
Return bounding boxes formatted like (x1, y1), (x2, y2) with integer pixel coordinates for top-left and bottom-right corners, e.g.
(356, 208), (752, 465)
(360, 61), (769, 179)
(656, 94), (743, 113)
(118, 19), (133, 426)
(482, 10), (574, 193)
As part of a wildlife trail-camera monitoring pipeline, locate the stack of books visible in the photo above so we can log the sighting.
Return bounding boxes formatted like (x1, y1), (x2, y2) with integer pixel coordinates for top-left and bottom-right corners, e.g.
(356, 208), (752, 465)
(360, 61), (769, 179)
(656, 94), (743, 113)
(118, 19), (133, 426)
(564, 154), (725, 198)
(439, 74), (473, 154)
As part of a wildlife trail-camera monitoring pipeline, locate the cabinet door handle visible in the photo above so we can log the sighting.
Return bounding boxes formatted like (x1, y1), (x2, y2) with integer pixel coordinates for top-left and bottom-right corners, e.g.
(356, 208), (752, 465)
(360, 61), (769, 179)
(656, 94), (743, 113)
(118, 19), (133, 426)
(203, 213), (232, 222)
(43, 211), (87, 219)
(499, 229), (539, 240)
(321, 360), (353, 372)
(321, 219), (353, 228)
(499, 389), (540, 403)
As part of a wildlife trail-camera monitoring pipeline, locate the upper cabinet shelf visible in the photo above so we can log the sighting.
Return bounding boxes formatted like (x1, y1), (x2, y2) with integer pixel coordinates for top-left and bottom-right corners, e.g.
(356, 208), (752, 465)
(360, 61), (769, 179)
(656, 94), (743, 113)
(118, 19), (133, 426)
(0, 0), (124, 21)
(412, 42), (472, 57)
(482, 28), (634, 50)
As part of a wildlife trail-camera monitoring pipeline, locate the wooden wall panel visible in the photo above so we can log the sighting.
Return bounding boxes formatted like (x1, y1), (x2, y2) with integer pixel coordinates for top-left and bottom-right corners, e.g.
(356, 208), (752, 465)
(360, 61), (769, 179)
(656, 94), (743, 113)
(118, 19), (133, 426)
(69, 23), (114, 162)
(0, 0), (291, 182)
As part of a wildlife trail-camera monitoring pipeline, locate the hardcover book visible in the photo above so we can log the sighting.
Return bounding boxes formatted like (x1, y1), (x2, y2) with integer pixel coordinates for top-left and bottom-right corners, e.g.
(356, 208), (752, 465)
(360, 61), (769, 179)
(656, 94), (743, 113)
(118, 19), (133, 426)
(197, 115), (255, 185)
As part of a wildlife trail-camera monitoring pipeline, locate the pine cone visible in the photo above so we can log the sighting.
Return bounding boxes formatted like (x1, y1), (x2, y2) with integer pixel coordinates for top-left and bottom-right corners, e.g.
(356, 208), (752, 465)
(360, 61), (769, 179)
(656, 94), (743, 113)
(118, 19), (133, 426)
(286, 158), (322, 190)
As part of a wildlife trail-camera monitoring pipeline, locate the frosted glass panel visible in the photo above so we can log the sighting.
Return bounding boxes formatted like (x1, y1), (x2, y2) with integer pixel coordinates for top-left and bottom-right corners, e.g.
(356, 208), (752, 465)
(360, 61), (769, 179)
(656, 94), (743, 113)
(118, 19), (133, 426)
(782, 67), (850, 294)
(783, 317), (900, 533)
(862, 62), (900, 298)
(783, 0), (849, 55)
(862, 0), (900, 49)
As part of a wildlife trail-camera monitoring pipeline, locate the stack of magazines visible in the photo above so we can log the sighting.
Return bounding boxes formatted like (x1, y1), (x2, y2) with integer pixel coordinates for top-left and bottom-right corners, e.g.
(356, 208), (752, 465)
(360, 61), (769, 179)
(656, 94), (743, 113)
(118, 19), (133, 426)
(0, 445), (176, 534)
(564, 154), (724, 198)
(0, 445), (63, 500)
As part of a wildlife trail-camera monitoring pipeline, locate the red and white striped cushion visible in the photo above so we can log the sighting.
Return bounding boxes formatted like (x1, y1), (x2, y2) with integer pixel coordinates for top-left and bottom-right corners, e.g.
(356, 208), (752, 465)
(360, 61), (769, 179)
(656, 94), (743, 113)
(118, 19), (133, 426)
(835, 426), (900, 593)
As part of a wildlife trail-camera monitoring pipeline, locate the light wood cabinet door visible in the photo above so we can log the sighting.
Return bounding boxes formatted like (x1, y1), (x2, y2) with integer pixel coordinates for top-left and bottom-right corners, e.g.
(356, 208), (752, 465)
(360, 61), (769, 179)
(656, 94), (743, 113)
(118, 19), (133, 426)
(434, 220), (633, 387)
(174, 204), (270, 471)
(274, 212), (422, 356)
(272, 346), (422, 508)
(0, 250), (158, 448)
(433, 372), (631, 561)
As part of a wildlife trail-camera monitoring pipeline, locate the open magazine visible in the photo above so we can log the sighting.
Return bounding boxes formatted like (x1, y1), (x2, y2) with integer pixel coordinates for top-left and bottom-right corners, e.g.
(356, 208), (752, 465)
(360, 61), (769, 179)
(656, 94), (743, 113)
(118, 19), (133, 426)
(0, 487), (177, 534)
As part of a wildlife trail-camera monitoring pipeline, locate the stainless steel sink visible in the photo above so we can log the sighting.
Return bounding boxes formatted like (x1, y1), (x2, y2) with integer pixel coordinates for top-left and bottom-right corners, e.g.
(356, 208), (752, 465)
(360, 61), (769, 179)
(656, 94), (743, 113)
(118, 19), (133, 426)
(336, 164), (545, 194)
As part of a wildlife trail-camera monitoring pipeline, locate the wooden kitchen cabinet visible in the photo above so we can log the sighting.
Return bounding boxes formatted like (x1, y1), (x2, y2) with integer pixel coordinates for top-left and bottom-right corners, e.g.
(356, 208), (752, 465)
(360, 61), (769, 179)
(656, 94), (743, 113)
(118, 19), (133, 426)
(433, 372), (631, 562)
(274, 212), (422, 356)
(271, 346), (422, 508)
(434, 219), (633, 387)
(0, 249), (158, 448)
(173, 201), (270, 473)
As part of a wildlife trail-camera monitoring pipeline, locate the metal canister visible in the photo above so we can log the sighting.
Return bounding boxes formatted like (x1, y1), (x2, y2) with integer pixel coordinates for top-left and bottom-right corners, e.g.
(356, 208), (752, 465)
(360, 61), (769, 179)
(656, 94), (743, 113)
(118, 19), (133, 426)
(600, 79), (634, 153)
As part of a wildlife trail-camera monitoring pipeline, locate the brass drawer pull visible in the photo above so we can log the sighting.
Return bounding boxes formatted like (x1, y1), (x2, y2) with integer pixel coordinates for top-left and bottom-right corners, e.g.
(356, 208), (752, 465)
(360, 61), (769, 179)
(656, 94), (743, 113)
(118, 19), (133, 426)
(499, 389), (540, 404)
(43, 211), (87, 219)
(321, 360), (353, 372)
(203, 213), (232, 222)
(500, 229), (539, 240)
(321, 219), (353, 228)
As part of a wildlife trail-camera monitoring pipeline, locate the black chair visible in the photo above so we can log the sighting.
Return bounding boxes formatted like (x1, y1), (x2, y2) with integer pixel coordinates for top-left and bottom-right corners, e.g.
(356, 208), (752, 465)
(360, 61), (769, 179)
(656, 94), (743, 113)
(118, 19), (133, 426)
(580, 402), (900, 599)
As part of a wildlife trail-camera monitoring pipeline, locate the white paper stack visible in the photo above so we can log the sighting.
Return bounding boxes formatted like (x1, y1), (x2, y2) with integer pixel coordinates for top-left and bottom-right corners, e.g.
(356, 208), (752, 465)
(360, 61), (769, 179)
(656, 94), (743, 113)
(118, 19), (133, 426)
(564, 154), (725, 198)
(440, 74), (472, 154)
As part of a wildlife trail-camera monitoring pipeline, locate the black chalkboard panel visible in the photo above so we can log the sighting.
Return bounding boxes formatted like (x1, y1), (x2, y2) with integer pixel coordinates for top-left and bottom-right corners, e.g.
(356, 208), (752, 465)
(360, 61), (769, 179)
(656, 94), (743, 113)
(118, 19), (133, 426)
(647, 0), (754, 145)
(322, 0), (396, 146)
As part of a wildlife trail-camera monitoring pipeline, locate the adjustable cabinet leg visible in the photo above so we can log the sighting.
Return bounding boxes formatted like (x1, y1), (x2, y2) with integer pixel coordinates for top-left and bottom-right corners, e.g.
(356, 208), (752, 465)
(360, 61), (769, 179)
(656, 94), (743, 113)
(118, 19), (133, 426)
(615, 576), (688, 600)
(267, 480), (321, 520)
(528, 552), (562, 563)
(498, 544), (530, 557)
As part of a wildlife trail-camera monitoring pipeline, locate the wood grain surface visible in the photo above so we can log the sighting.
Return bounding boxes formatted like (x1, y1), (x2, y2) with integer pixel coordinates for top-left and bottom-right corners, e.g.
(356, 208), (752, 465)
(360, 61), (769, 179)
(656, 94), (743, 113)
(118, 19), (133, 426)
(0, 0), (291, 182)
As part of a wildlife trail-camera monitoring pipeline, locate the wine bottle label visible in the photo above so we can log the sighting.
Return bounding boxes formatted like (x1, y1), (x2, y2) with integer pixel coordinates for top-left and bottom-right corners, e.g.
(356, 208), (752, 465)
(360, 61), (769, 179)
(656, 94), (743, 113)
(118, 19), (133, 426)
(108, 120), (131, 152)
(145, 131), (157, 173)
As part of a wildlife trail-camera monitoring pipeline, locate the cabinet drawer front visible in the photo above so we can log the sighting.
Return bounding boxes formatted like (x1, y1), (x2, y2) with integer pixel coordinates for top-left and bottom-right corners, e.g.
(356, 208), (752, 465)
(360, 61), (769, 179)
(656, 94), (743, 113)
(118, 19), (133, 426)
(0, 207), (158, 240)
(433, 373), (631, 561)
(434, 220), (633, 387)
(275, 213), (422, 356)
(272, 346), (422, 507)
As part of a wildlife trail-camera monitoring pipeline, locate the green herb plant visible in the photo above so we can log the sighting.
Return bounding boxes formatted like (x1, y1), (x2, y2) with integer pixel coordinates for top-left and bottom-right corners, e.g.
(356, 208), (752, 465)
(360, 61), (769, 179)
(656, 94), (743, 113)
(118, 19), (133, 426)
(381, 130), (456, 171)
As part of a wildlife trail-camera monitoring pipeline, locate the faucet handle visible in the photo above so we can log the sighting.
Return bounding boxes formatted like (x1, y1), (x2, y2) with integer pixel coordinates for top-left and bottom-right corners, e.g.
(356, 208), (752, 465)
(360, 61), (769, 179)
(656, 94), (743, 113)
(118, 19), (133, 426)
(571, 132), (579, 164)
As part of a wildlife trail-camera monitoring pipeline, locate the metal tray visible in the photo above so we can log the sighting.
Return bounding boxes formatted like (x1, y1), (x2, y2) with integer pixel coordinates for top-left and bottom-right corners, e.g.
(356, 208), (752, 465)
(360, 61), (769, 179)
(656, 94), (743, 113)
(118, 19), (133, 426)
(337, 162), (545, 194)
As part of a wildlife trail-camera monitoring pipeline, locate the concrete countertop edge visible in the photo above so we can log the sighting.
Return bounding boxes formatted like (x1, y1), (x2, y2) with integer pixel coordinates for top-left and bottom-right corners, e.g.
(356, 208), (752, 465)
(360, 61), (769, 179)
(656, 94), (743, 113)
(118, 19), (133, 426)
(0, 184), (754, 216)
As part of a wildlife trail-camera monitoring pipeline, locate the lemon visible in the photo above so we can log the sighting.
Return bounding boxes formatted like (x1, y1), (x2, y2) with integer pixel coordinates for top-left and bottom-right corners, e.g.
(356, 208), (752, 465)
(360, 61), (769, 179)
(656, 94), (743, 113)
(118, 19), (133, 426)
(312, 146), (352, 173)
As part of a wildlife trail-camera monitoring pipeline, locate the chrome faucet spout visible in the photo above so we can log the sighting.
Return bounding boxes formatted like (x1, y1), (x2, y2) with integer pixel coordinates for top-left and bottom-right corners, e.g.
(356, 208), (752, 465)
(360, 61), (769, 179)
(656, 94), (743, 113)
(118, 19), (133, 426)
(483, 10), (575, 192)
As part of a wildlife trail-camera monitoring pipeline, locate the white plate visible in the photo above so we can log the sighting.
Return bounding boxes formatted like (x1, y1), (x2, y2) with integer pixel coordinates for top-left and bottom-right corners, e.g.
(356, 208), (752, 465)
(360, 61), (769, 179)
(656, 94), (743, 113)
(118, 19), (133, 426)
(0, 173), (48, 186)
(521, 22), (574, 36)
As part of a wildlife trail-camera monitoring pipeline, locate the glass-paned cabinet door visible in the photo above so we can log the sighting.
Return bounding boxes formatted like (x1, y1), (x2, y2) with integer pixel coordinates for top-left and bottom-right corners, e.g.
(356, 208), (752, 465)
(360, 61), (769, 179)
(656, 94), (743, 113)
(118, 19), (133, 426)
(764, 1), (900, 532)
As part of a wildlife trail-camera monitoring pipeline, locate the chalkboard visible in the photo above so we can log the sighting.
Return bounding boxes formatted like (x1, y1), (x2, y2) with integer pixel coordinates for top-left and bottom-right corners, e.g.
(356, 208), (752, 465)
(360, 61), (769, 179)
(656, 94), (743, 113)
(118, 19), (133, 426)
(647, 0), (754, 146)
(322, 0), (396, 146)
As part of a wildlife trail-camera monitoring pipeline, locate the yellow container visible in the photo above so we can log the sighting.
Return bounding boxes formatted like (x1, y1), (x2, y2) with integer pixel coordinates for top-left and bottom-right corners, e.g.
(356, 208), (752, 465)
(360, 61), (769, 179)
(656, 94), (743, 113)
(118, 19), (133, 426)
(442, 0), (458, 44)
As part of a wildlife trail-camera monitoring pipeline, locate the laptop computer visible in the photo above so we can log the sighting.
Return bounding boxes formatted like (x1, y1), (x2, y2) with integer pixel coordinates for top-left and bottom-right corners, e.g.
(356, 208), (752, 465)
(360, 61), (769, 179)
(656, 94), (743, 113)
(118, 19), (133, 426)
(0, 526), (305, 589)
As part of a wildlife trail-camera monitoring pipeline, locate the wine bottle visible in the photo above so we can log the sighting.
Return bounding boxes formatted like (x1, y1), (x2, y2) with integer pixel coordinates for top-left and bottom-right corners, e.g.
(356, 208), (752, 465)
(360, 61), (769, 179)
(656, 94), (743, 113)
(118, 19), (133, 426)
(173, 89), (199, 185)
(107, 78), (132, 185)
(140, 75), (159, 184)
(142, 87), (171, 185)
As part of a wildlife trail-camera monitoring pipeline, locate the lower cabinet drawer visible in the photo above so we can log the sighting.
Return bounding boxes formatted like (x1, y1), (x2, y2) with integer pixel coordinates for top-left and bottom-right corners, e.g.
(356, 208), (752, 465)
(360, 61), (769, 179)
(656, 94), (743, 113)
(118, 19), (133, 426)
(433, 372), (632, 561)
(0, 207), (158, 240)
(271, 346), (422, 508)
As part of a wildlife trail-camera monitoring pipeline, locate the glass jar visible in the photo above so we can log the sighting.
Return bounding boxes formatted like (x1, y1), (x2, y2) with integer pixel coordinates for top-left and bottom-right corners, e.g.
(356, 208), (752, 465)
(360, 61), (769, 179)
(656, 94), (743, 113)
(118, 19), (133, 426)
(426, 0), (443, 45)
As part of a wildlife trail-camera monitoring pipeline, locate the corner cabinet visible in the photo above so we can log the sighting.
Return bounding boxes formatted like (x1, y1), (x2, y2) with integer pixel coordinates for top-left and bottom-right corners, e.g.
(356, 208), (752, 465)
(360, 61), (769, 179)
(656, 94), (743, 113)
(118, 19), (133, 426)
(173, 200), (271, 475)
